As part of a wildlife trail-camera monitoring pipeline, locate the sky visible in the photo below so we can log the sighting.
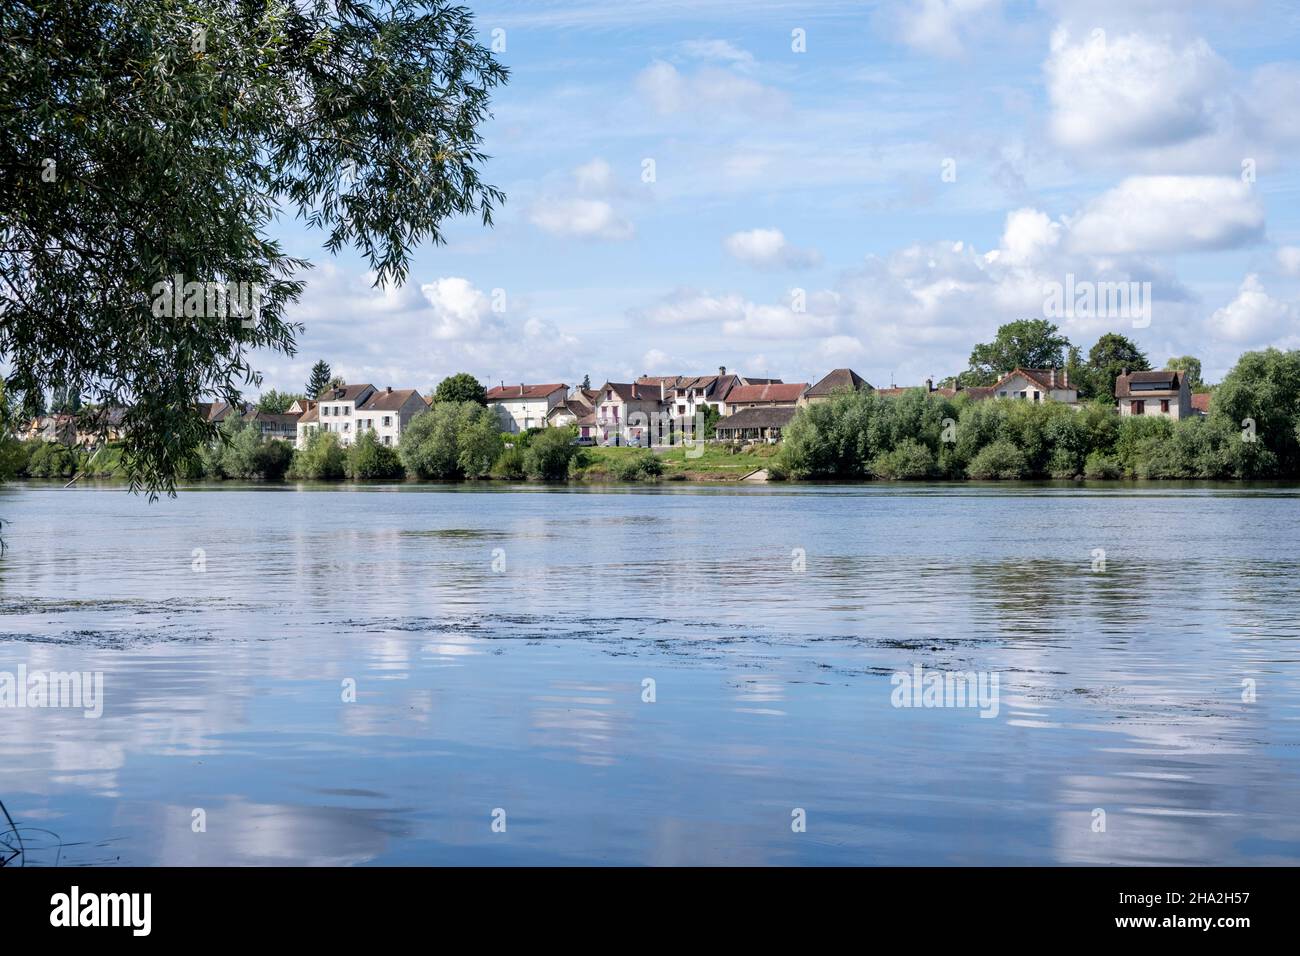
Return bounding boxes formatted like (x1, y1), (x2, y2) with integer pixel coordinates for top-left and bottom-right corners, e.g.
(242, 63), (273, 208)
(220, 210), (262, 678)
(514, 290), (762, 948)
(259, 0), (1300, 397)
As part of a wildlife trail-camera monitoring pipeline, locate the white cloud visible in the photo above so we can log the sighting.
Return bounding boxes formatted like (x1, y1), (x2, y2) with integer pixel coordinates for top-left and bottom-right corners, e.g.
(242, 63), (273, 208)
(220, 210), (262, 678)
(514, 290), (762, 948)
(634, 60), (784, 118)
(420, 277), (499, 341)
(276, 267), (583, 393)
(1067, 176), (1264, 255)
(891, 0), (1001, 58)
(528, 158), (635, 240)
(1208, 275), (1298, 344)
(723, 228), (822, 270)
(529, 198), (634, 240)
(997, 208), (1062, 266)
(1276, 246), (1300, 277)
(573, 157), (616, 193)
(1046, 28), (1228, 152)
(677, 39), (755, 68)
(636, 288), (835, 338)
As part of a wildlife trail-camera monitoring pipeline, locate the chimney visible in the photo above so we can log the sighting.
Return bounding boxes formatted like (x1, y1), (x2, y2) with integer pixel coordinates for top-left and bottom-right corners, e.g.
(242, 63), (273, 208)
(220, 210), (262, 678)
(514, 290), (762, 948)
(1063, 368), (1069, 388)
(386, 386), (392, 394)
(719, 366), (726, 376)
(1121, 367), (1129, 378)
(1050, 368), (1056, 388)
(660, 381), (665, 402)
(519, 383), (524, 396)
(925, 377), (934, 392)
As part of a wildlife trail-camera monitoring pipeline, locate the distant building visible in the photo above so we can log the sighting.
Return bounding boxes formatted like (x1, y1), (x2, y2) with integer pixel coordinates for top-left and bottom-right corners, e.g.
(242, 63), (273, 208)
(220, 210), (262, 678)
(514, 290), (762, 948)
(990, 368), (1078, 404)
(593, 381), (667, 446)
(636, 367), (774, 419)
(800, 368), (872, 405)
(1115, 369), (1193, 420)
(485, 382), (568, 434)
(355, 387), (426, 447)
(243, 410), (300, 443)
(546, 388), (597, 438)
(1190, 392), (1211, 417)
(715, 406), (798, 443)
(721, 382), (808, 414)
(309, 383), (376, 447)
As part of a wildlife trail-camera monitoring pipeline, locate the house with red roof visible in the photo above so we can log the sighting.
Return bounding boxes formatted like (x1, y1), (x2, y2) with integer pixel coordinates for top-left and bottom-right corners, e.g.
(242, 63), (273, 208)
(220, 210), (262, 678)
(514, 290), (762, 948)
(485, 382), (568, 434)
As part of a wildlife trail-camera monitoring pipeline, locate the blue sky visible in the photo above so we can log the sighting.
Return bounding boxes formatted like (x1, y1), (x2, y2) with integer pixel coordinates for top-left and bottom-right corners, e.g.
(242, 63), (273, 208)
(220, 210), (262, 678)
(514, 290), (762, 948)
(262, 0), (1300, 397)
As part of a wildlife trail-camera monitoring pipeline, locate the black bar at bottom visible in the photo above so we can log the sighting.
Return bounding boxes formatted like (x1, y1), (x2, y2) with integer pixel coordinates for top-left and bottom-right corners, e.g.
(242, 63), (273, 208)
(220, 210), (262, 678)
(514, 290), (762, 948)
(1, 866), (1283, 940)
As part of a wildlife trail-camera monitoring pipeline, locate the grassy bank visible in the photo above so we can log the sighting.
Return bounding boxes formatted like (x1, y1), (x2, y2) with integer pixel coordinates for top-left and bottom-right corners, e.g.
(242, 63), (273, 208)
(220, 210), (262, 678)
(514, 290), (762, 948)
(573, 444), (779, 480)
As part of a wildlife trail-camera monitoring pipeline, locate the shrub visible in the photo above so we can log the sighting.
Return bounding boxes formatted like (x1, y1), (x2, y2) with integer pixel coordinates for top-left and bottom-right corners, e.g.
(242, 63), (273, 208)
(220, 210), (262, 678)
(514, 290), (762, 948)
(523, 426), (578, 480)
(1083, 451), (1121, 479)
(400, 401), (502, 479)
(289, 430), (346, 479)
(966, 439), (1028, 480)
(347, 430), (404, 479)
(869, 439), (934, 479)
(490, 445), (526, 479)
(612, 450), (663, 481)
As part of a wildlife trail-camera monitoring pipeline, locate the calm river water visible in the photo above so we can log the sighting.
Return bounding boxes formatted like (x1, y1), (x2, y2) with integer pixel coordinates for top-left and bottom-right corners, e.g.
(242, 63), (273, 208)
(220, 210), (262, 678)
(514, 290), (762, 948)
(2, 481), (1298, 865)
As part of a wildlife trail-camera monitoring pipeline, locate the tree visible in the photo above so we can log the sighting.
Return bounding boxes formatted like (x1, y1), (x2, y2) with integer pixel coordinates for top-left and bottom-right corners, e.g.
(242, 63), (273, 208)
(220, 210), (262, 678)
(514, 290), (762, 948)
(523, 426), (578, 480)
(1, 0), (508, 495)
(288, 430), (347, 480)
(1210, 348), (1300, 475)
(1087, 333), (1151, 402)
(305, 361), (333, 400)
(965, 320), (1071, 384)
(399, 401), (500, 479)
(258, 389), (306, 414)
(433, 373), (487, 406)
(347, 430), (404, 479)
(1167, 355), (1204, 391)
(581, 374), (591, 391)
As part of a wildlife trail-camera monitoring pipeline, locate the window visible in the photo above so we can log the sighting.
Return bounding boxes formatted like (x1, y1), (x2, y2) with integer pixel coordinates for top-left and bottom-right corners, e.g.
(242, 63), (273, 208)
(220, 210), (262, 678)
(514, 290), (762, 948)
(322, 406), (329, 416)
(1033, 391), (1040, 402)
(383, 416), (391, 427)
(999, 391), (1007, 397)
(343, 406), (350, 416)
(1131, 400), (1145, 415)
(1160, 399), (1170, 413)
(383, 436), (391, 446)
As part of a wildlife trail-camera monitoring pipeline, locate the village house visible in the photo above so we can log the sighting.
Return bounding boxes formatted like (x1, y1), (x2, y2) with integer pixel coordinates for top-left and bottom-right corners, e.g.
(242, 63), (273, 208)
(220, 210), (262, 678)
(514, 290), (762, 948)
(593, 381), (668, 446)
(354, 387), (426, 446)
(720, 382), (808, 415)
(545, 387), (597, 441)
(485, 382), (568, 434)
(636, 367), (779, 420)
(990, 368), (1078, 404)
(715, 406), (798, 443)
(301, 383), (375, 448)
(243, 410), (300, 443)
(1115, 369), (1193, 420)
(20, 413), (77, 445)
(800, 368), (872, 405)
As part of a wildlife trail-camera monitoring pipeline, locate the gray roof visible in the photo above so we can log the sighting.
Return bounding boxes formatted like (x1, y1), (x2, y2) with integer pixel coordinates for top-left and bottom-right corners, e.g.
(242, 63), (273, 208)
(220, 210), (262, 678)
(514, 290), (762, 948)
(805, 368), (871, 397)
(715, 406), (798, 432)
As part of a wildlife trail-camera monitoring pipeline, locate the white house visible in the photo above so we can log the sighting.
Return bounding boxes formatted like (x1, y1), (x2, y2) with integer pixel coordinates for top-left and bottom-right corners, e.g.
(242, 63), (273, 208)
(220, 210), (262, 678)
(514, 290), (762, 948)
(1115, 369), (1193, 420)
(485, 382), (568, 434)
(990, 368), (1078, 404)
(593, 381), (667, 446)
(304, 383), (376, 448)
(356, 387), (427, 446)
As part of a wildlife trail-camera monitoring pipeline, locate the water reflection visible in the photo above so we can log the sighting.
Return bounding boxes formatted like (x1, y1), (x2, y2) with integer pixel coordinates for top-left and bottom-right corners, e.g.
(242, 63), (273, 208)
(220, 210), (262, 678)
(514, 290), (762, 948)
(1, 482), (1298, 865)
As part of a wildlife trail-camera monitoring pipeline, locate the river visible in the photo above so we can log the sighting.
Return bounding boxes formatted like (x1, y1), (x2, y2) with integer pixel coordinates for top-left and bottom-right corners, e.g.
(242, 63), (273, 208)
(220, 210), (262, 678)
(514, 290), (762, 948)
(2, 481), (1297, 865)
